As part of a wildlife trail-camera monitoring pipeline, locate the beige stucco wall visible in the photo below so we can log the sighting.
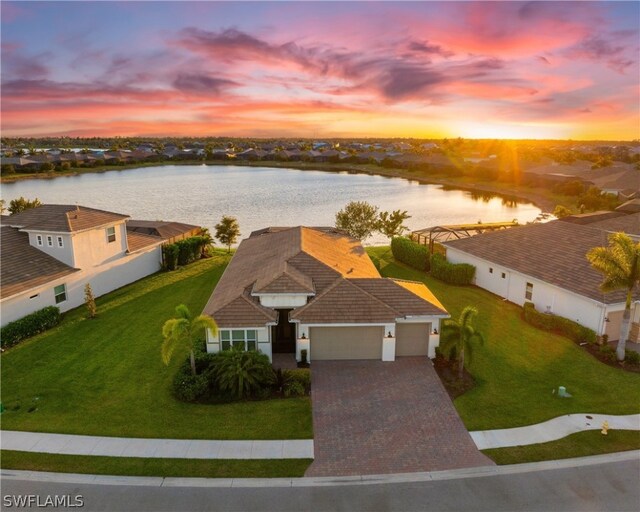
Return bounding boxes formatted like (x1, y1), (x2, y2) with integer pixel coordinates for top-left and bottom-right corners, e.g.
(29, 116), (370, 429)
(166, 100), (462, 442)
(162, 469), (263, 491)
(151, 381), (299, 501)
(70, 222), (128, 269)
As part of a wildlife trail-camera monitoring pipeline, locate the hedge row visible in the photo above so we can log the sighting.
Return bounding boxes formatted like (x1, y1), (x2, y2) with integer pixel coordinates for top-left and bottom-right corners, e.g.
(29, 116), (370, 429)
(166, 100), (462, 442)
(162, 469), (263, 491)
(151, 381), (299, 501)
(1, 306), (61, 348)
(391, 237), (430, 271)
(523, 302), (597, 344)
(430, 253), (476, 285)
(163, 236), (207, 270)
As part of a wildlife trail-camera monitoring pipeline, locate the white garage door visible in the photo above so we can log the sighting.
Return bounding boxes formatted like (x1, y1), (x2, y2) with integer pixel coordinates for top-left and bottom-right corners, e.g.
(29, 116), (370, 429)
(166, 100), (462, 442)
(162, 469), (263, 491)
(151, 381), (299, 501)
(310, 326), (383, 360)
(396, 323), (430, 356)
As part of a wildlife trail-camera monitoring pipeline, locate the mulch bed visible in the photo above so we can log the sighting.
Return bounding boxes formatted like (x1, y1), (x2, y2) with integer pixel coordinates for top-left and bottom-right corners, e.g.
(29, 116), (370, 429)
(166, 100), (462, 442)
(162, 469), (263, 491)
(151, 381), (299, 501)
(432, 355), (476, 400)
(579, 343), (640, 374)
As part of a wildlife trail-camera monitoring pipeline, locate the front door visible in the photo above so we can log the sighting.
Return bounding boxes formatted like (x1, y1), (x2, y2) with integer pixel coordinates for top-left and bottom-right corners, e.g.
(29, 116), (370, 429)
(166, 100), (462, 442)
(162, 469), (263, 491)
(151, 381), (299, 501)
(272, 309), (296, 353)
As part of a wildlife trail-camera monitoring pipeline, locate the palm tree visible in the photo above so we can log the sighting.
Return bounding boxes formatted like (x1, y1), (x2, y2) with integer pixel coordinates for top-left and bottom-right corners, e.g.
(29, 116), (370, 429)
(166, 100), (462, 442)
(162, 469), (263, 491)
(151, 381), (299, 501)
(587, 233), (640, 361)
(161, 304), (218, 375)
(440, 306), (485, 379)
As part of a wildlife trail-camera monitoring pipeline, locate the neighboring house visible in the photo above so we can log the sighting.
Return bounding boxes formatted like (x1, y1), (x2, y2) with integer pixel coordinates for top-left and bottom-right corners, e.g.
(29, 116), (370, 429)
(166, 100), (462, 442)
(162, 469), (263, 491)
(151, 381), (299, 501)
(203, 226), (448, 362)
(0, 205), (197, 326)
(126, 220), (201, 244)
(443, 213), (640, 342)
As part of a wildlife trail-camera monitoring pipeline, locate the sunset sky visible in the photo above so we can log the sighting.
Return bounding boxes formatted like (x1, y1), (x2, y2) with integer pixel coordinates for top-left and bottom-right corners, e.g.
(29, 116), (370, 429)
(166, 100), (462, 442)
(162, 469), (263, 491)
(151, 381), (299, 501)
(2, 1), (639, 140)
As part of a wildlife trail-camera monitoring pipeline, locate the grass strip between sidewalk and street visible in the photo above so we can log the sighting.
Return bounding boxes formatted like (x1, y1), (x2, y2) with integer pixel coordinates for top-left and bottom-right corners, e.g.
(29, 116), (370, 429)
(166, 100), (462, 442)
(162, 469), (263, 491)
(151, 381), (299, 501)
(0, 451), (312, 478)
(482, 430), (640, 465)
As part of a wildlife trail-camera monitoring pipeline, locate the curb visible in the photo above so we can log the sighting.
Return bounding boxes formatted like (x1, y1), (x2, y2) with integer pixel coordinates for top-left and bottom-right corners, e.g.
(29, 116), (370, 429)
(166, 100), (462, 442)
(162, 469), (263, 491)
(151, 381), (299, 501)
(2, 450), (638, 488)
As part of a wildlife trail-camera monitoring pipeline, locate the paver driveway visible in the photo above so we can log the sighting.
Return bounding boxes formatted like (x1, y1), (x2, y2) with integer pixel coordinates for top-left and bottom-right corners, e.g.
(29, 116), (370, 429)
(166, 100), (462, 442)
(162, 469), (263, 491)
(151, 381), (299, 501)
(305, 357), (493, 476)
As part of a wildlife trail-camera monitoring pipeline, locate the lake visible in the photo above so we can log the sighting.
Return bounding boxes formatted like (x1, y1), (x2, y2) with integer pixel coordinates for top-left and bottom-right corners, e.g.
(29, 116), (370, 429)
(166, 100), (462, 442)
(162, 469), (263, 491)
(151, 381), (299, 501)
(2, 165), (542, 245)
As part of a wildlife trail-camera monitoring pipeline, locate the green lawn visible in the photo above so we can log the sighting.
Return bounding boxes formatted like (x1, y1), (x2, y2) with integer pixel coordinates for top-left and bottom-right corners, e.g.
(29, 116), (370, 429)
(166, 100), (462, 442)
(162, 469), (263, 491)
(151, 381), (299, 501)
(483, 430), (640, 465)
(367, 247), (640, 430)
(0, 253), (313, 439)
(0, 451), (311, 478)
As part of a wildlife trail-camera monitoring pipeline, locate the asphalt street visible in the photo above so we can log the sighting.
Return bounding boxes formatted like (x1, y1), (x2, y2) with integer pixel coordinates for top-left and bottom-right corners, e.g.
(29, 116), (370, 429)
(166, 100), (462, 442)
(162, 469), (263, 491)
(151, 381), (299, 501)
(2, 456), (639, 512)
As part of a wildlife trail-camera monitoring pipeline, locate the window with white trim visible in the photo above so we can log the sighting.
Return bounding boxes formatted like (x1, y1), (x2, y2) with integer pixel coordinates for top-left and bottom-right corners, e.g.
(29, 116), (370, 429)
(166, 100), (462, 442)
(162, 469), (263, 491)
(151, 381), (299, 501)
(47, 235), (53, 247)
(525, 282), (533, 301)
(501, 272), (506, 279)
(219, 329), (258, 351)
(106, 226), (116, 243)
(54, 284), (67, 304)
(57, 236), (64, 248)
(36, 235), (43, 246)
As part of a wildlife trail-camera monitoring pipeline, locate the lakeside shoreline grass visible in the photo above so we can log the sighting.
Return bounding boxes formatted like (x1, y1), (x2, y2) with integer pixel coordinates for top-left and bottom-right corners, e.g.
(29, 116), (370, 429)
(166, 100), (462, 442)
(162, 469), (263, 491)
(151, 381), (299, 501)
(1, 159), (563, 212)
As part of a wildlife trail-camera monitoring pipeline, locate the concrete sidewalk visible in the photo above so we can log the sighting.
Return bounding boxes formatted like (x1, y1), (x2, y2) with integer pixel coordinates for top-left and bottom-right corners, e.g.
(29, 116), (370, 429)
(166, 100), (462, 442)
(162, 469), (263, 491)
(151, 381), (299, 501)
(470, 413), (640, 450)
(0, 431), (314, 459)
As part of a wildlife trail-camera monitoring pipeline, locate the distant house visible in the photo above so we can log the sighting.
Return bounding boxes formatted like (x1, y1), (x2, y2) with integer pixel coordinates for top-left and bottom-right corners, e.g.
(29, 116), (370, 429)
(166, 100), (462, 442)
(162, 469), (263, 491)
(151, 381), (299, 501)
(1, 205), (199, 326)
(443, 213), (640, 342)
(203, 227), (448, 362)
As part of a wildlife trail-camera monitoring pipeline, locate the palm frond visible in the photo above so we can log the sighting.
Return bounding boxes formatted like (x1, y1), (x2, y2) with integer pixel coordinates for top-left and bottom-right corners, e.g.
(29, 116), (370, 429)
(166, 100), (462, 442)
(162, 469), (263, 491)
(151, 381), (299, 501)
(174, 304), (192, 320)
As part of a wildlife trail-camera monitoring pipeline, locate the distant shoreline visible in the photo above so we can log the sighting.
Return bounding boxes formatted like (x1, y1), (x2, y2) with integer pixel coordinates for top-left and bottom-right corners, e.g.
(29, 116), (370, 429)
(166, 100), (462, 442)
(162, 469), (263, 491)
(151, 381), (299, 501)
(1, 159), (556, 212)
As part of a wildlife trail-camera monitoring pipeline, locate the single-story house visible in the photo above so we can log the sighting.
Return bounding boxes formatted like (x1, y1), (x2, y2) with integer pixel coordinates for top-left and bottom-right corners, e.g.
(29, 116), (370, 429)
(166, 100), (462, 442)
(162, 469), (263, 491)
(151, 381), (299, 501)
(203, 226), (448, 362)
(126, 220), (202, 244)
(443, 213), (640, 342)
(1, 204), (201, 326)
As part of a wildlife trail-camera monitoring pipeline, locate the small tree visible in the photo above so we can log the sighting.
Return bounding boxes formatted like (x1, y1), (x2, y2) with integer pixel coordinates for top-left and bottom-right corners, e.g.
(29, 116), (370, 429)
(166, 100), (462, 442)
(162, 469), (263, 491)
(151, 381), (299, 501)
(335, 201), (379, 241)
(440, 306), (485, 379)
(553, 205), (572, 219)
(1, 164), (15, 175)
(162, 304), (218, 375)
(8, 197), (42, 215)
(84, 283), (97, 319)
(215, 216), (240, 252)
(378, 210), (411, 242)
(587, 233), (640, 361)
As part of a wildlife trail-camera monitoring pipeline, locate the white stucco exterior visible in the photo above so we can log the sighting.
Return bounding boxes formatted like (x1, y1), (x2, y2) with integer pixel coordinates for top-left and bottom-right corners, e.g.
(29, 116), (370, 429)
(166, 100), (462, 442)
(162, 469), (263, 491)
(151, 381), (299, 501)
(254, 294), (310, 308)
(1, 245), (162, 326)
(445, 247), (630, 338)
(206, 326), (272, 361)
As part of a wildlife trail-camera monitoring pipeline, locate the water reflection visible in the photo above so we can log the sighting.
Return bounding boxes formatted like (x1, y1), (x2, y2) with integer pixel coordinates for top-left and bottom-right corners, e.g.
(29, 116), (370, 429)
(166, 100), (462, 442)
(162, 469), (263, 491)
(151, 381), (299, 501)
(2, 165), (542, 245)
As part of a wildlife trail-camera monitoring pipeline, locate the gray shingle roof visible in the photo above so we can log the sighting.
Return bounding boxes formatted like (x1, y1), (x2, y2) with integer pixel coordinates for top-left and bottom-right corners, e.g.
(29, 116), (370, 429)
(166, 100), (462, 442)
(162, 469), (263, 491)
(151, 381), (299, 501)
(443, 219), (639, 304)
(1, 226), (79, 299)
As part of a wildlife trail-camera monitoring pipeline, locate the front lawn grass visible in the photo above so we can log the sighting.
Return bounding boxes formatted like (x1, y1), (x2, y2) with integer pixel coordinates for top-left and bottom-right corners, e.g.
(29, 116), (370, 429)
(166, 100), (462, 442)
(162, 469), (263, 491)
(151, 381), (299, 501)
(0, 253), (313, 439)
(367, 247), (640, 430)
(482, 430), (640, 465)
(0, 451), (311, 478)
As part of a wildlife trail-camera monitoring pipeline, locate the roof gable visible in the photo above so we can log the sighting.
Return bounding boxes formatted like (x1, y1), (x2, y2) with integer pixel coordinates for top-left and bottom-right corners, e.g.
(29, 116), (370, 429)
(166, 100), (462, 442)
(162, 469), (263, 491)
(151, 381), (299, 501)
(290, 279), (399, 324)
(7, 205), (128, 233)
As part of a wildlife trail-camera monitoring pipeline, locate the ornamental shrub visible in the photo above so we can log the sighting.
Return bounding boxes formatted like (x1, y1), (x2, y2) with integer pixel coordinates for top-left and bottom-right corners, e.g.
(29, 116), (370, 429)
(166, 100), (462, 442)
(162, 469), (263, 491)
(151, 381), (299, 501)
(522, 302), (597, 344)
(212, 347), (275, 400)
(162, 244), (179, 270)
(391, 237), (430, 271)
(172, 364), (210, 402)
(625, 350), (640, 366)
(175, 236), (206, 266)
(430, 253), (475, 285)
(1, 306), (61, 348)
(282, 369), (311, 394)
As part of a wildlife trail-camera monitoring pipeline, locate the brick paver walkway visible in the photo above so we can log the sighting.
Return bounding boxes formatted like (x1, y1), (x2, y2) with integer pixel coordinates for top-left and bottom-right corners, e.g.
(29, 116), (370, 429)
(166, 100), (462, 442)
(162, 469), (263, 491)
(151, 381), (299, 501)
(305, 358), (493, 476)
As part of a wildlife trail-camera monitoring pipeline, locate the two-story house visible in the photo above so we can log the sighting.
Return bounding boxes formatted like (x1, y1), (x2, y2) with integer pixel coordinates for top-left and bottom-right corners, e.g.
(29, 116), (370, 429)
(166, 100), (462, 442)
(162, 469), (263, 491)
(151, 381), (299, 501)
(1, 204), (197, 326)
